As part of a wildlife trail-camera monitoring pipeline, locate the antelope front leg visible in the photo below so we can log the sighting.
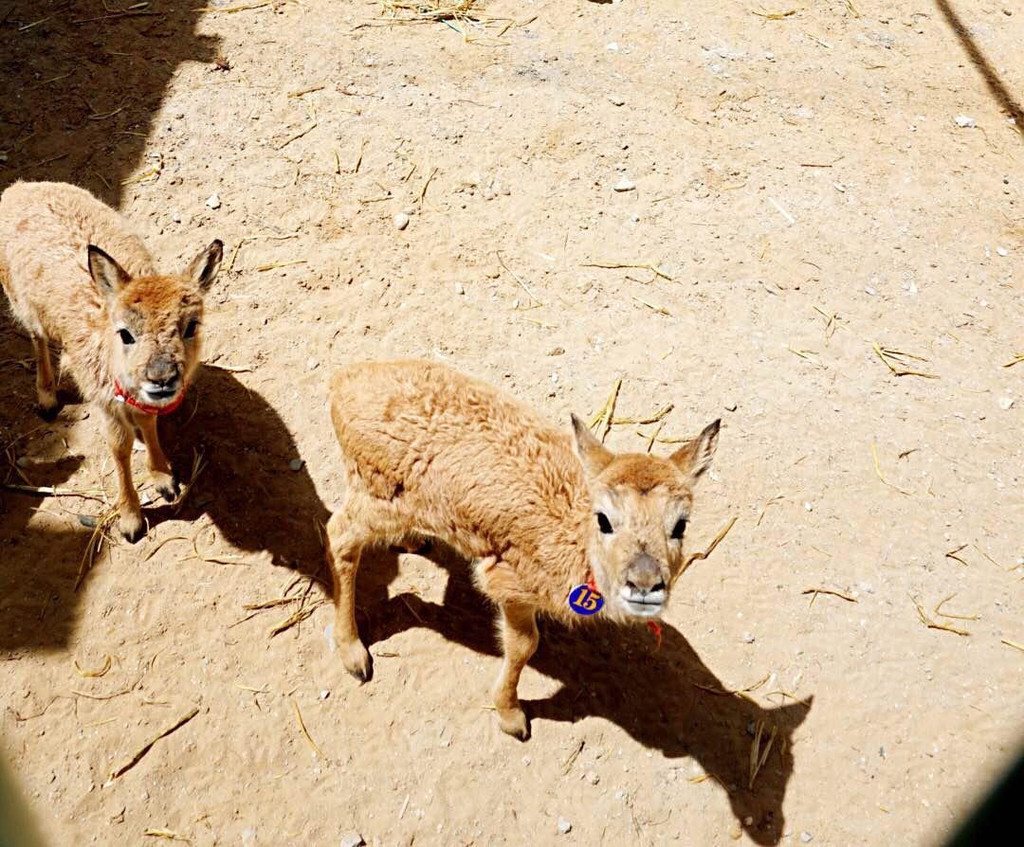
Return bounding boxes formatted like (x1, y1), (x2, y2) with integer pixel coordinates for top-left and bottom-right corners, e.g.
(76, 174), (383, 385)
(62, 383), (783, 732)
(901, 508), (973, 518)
(105, 415), (145, 542)
(325, 510), (372, 682)
(491, 601), (540, 741)
(31, 333), (59, 420)
(134, 412), (179, 502)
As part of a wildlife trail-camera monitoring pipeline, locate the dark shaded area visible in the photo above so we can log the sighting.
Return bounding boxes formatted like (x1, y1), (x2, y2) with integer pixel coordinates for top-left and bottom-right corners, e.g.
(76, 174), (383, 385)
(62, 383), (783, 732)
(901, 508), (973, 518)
(0, 361), (330, 652)
(933, 0), (1024, 135)
(160, 365), (332, 575)
(356, 544), (812, 846)
(944, 744), (1024, 846)
(0, 0), (220, 202)
(0, 750), (46, 847)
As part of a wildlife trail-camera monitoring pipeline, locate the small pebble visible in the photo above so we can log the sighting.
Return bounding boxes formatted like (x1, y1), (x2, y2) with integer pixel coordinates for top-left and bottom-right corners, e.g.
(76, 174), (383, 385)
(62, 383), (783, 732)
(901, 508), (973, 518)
(998, 396), (1014, 410)
(724, 401), (738, 412)
(610, 95), (625, 106)
(954, 115), (976, 128)
(585, 771), (600, 785)
(630, 213), (640, 223)
(613, 178), (636, 192)
(339, 834), (365, 847)
(170, 211), (181, 223)
(743, 632), (755, 644)
(288, 458), (305, 472)
(800, 833), (813, 843)
(996, 246), (1009, 257)
(764, 51), (775, 61)
(306, 357), (319, 371)
(205, 193), (221, 209)
(455, 282), (466, 295)
(393, 212), (410, 231)
(556, 818), (572, 835)
(547, 347), (565, 356)
(319, 689), (330, 699)
(803, 502), (813, 512)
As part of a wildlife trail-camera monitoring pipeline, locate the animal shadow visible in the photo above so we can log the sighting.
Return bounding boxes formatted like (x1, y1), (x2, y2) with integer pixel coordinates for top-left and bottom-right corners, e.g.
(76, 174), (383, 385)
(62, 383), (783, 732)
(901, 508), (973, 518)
(160, 365), (331, 579)
(356, 544), (812, 846)
(0, 2), (220, 205)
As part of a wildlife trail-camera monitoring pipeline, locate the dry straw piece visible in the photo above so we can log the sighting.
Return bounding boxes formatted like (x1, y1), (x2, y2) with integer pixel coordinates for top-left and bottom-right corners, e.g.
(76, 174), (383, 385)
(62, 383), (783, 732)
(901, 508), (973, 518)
(912, 596), (971, 637)
(872, 341), (939, 379)
(109, 707), (200, 781)
(291, 699), (326, 758)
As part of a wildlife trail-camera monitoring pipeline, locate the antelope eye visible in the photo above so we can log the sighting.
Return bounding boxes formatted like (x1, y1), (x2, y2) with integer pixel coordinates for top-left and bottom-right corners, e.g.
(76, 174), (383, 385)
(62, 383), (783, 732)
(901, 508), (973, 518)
(118, 328), (135, 345)
(671, 517), (687, 540)
(183, 319), (199, 339)
(596, 512), (614, 534)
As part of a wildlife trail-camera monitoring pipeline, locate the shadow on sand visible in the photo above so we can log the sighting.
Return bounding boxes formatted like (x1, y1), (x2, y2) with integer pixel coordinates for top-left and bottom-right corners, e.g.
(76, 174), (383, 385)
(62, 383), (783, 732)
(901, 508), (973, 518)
(353, 543), (812, 845)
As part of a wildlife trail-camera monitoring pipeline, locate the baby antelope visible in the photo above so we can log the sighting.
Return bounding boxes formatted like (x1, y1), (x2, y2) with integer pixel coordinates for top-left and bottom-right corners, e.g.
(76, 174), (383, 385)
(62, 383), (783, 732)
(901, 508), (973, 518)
(0, 181), (223, 541)
(326, 360), (720, 739)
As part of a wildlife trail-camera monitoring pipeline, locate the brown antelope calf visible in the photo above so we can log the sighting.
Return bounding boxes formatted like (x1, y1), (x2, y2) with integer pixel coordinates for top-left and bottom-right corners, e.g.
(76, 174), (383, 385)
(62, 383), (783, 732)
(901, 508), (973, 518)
(0, 181), (222, 541)
(326, 360), (720, 739)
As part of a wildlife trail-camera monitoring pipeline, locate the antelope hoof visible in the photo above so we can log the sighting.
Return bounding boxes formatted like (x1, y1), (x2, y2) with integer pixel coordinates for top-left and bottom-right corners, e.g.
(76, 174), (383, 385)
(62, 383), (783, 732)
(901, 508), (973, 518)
(496, 706), (530, 741)
(340, 640), (373, 683)
(153, 471), (180, 502)
(119, 510), (146, 543)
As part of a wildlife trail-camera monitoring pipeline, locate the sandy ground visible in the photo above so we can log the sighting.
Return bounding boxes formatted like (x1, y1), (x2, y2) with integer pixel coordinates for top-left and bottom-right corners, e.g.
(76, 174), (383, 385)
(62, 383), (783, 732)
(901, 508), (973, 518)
(1, 0), (1022, 845)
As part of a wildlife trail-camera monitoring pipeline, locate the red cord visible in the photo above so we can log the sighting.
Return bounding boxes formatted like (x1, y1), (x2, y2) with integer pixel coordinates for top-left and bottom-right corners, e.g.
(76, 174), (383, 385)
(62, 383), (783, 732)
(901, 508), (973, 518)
(113, 380), (188, 416)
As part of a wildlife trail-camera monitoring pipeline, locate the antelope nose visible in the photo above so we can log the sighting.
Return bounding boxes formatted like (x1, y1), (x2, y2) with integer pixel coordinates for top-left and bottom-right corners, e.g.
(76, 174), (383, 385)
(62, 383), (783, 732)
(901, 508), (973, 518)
(624, 554), (664, 594)
(146, 357), (179, 386)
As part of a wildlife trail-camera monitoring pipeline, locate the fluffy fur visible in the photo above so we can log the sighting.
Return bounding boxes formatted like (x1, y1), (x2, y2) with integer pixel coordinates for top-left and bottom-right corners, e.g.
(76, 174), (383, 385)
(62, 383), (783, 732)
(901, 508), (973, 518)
(325, 359), (720, 739)
(0, 181), (222, 541)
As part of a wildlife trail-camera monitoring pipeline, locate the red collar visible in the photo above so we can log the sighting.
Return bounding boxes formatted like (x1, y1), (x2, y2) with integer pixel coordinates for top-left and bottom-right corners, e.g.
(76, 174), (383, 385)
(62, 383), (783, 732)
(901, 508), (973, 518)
(113, 380), (188, 416)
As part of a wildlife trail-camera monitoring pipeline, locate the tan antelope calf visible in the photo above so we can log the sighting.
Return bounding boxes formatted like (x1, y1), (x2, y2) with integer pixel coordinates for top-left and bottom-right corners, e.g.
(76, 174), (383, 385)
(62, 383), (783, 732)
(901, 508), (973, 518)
(326, 360), (720, 739)
(0, 181), (222, 541)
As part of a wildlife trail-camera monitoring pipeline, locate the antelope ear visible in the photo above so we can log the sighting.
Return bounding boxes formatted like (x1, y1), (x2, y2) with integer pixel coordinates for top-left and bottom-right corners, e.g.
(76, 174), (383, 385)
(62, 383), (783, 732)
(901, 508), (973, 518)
(669, 419), (720, 481)
(87, 245), (129, 298)
(187, 239), (223, 291)
(570, 414), (614, 478)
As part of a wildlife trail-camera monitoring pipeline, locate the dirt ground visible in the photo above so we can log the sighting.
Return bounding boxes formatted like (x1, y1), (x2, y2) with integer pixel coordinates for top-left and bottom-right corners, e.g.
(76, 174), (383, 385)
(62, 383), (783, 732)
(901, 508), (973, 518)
(1, 0), (1022, 844)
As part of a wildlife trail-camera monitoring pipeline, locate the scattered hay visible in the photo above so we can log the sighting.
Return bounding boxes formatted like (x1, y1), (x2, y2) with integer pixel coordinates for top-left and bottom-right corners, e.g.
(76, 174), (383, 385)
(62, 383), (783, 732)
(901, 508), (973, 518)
(802, 587), (857, 606)
(1002, 353), (1024, 368)
(496, 251), (543, 307)
(268, 601), (325, 637)
(633, 296), (671, 317)
(871, 442), (914, 496)
(694, 671), (770, 699)
(748, 720), (778, 789)
(560, 738), (585, 775)
(787, 345), (824, 368)
(74, 656), (112, 679)
(74, 506), (119, 592)
(109, 707), (200, 781)
(872, 341), (939, 379)
(1001, 639), (1024, 652)
(143, 829), (191, 844)
(588, 379), (622, 443)
(291, 698), (325, 758)
(678, 516), (738, 581)
(751, 8), (797, 20)
(944, 544), (969, 567)
(581, 261), (672, 281)
(933, 594), (980, 621)
(912, 596), (971, 637)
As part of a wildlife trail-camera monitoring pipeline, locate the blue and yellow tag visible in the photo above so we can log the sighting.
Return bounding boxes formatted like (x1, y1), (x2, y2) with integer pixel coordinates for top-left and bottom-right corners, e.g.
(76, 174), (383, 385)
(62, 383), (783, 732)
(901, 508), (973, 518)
(568, 584), (604, 616)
